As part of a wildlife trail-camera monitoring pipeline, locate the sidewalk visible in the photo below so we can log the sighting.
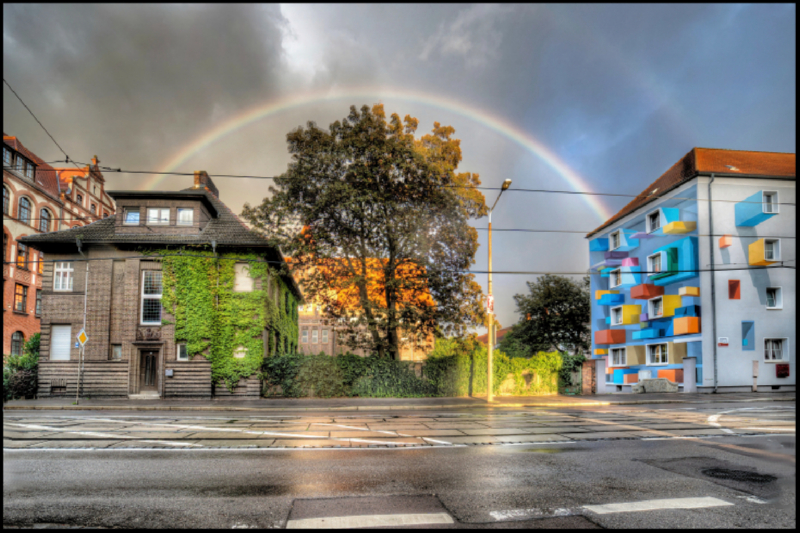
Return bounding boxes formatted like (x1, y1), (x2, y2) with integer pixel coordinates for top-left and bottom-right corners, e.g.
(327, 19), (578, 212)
(3, 392), (794, 412)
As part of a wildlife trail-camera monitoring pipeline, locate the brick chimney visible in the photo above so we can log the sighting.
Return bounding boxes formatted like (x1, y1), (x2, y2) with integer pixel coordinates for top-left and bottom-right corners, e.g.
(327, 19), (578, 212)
(193, 170), (219, 197)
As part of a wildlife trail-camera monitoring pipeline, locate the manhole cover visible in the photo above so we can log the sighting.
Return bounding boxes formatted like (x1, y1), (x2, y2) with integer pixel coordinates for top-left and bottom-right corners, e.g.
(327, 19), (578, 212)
(701, 468), (777, 484)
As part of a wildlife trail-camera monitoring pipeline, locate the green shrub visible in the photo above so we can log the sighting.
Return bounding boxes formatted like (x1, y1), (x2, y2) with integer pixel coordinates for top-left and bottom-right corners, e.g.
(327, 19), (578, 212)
(350, 355), (435, 398)
(259, 352), (305, 397)
(3, 335), (41, 401)
(558, 352), (586, 389)
(295, 355), (347, 398)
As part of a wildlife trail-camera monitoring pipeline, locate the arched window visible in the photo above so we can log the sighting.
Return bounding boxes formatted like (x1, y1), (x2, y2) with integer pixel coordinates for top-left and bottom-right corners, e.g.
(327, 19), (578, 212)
(11, 331), (24, 356)
(3, 186), (9, 215)
(18, 197), (31, 224)
(39, 209), (51, 233)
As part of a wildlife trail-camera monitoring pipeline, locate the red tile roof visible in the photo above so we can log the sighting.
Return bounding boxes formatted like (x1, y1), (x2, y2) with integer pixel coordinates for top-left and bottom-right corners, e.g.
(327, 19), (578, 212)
(587, 148), (796, 237)
(3, 135), (62, 199)
(477, 326), (513, 346)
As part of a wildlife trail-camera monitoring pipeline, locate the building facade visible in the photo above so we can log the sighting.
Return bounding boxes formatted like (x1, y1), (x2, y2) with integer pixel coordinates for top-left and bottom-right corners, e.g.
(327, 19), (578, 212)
(20, 172), (302, 398)
(3, 134), (115, 356)
(587, 148), (795, 392)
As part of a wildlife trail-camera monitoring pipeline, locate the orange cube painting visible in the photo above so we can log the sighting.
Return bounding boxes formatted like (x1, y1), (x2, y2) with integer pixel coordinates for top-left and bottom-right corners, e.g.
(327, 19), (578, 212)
(658, 369), (684, 383)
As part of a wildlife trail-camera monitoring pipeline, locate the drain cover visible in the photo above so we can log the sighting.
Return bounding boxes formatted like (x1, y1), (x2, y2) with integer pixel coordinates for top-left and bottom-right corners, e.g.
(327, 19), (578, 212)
(701, 468), (777, 484)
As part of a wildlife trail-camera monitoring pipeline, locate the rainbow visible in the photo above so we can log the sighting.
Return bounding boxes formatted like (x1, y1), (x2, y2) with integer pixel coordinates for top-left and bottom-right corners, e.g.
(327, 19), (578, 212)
(149, 87), (612, 221)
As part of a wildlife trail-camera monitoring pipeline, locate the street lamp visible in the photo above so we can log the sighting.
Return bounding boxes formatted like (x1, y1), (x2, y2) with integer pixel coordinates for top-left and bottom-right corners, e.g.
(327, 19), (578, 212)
(487, 178), (511, 403)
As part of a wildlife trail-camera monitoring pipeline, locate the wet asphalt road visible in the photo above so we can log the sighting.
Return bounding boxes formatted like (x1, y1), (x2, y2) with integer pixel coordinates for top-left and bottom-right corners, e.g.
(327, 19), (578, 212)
(3, 402), (795, 529)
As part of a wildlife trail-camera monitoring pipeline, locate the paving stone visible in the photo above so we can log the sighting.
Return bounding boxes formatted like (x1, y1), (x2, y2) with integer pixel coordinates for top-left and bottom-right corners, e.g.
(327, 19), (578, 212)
(565, 431), (654, 440)
(364, 424), (431, 430)
(493, 434), (575, 443)
(525, 427), (590, 434)
(195, 439), (268, 447)
(655, 429), (734, 436)
(349, 437), (428, 446)
(327, 431), (400, 438)
(460, 428), (533, 436)
(576, 425), (643, 432)
(271, 439), (347, 448)
(442, 436), (501, 445)
(30, 440), (120, 449)
(3, 439), (47, 448)
(420, 423), (489, 430)
(389, 429), (465, 437)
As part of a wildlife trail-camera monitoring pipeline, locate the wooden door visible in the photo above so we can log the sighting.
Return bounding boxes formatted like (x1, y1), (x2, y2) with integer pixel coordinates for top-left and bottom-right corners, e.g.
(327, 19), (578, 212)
(139, 350), (159, 392)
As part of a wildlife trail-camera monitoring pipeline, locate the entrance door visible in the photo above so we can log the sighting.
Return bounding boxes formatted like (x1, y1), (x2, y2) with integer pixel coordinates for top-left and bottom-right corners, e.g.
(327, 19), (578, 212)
(139, 350), (159, 392)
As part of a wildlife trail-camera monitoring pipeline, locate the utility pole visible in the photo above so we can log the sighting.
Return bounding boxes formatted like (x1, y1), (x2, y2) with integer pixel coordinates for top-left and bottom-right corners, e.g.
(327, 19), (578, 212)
(487, 179), (512, 403)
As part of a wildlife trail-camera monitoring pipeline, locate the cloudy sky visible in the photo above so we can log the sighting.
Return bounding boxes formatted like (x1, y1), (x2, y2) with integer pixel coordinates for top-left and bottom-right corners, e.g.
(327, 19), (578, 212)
(4, 4), (796, 332)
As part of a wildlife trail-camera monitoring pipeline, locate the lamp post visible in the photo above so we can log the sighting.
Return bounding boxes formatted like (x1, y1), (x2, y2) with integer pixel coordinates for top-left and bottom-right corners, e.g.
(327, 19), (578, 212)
(487, 179), (512, 403)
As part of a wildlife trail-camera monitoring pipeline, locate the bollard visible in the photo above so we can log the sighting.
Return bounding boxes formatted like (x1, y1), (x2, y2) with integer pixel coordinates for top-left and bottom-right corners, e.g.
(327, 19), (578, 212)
(682, 357), (697, 393)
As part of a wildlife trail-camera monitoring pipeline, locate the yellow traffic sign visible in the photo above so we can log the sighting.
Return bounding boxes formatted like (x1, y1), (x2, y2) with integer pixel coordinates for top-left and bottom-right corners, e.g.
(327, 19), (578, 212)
(77, 329), (88, 346)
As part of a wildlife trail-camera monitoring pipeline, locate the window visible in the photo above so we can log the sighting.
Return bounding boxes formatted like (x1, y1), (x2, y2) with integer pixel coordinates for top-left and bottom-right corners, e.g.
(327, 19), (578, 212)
(2, 146), (11, 166)
(50, 326), (71, 360)
(147, 208), (170, 225)
(649, 297), (663, 319)
(90, 203), (96, 214)
(764, 339), (785, 362)
(93, 185), (98, 196)
(18, 197), (31, 224)
(10, 332), (24, 356)
(762, 191), (779, 214)
(54, 262), (74, 291)
(610, 268), (622, 288)
(233, 263), (254, 292)
(764, 239), (780, 261)
(312, 330), (319, 343)
(25, 161), (34, 179)
(766, 287), (783, 309)
(648, 343), (669, 365)
(647, 253), (662, 275)
(647, 210), (661, 233)
(14, 154), (24, 172)
(610, 347), (626, 367)
(176, 344), (188, 361)
(124, 208), (140, 225)
(38, 252), (44, 274)
(177, 208), (194, 225)
(611, 306), (623, 326)
(14, 284), (28, 312)
(16, 242), (29, 269)
(35, 289), (42, 316)
(39, 209), (51, 233)
(3, 186), (8, 215)
(141, 271), (163, 325)
(322, 330), (329, 343)
(302, 330), (308, 343)
(111, 345), (122, 360)
(610, 231), (621, 250)
(76, 193), (82, 205)
(234, 346), (247, 359)
(103, 212), (109, 218)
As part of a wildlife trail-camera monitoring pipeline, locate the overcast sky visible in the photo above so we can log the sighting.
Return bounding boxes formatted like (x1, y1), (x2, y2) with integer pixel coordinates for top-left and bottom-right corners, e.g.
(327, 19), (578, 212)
(4, 4), (796, 332)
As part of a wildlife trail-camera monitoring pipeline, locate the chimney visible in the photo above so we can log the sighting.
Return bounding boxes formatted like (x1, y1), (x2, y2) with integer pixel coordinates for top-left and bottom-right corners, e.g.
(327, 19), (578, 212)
(193, 170), (219, 197)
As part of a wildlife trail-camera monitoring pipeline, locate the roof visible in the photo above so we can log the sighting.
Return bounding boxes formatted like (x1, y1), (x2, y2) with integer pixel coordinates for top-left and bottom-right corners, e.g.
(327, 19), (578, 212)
(587, 148), (796, 238)
(477, 326), (513, 346)
(18, 185), (303, 300)
(3, 135), (62, 199)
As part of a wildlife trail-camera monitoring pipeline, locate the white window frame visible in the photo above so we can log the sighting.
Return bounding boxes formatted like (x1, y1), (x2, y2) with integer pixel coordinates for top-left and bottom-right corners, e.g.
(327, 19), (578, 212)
(312, 330), (319, 343)
(609, 347), (627, 367)
(764, 239), (781, 261)
(53, 262), (74, 291)
(49, 325), (72, 361)
(140, 271), (163, 325)
(302, 330), (308, 343)
(762, 191), (779, 214)
(233, 263), (254, 292)
(147, 208), (170, 225)
(123, 208), (140, 225)
(765, 287), (783, 310)
(647, 252), (663, 276)
(177, 208), (194, 226)
(609, 231), (621, 250)
(647, 343), (669, 365)
(176, 343), (188, 361)
(322, 330), (329, 344)
(610, 306), (623, 326)
(648, 297), (664, 319)
(610, 268), (622, 288)
(646, 209), (662, 233)
(764, 338), (788, 363)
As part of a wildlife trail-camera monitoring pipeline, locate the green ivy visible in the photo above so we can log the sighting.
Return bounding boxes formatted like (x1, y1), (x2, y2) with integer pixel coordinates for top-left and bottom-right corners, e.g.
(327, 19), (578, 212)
(153, 247), (299, 392)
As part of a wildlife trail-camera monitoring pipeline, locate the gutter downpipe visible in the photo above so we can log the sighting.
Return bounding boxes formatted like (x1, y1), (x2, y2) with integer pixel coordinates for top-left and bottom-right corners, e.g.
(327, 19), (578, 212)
(708, 174), (718, 393)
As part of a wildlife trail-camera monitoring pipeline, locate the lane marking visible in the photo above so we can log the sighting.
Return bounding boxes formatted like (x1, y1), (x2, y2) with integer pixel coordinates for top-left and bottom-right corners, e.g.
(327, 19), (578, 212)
(286, 512), (453, 529)
(583, 497), (733, 514)
(4, 423), (202, 447)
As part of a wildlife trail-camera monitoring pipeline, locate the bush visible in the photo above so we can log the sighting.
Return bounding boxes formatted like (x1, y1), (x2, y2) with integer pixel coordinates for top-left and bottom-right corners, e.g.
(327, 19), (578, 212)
(349, 355), (435, 398)
(295, 355), (347, 398)
(3, 334), (41, 401)
(259, 352), (305, 397)
(558, 352), (586, 389)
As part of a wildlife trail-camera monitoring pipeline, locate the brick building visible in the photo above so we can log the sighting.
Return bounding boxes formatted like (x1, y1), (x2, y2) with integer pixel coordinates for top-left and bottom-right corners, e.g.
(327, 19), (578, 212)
(3, 134), (114, 355)
(20, 171), (302, 399)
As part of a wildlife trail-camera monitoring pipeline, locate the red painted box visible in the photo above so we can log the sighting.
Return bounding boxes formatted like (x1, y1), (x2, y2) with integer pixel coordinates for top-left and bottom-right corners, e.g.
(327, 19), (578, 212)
(595, 329), (626, 345)
(631, 284), (664, 300)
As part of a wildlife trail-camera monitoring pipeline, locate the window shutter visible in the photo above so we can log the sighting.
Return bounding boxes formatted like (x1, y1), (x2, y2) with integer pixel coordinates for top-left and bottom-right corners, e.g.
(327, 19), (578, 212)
(50, 325), (72, 360)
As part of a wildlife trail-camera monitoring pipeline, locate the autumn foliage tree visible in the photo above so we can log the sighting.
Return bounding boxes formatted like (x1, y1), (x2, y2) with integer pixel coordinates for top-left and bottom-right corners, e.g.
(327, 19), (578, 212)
(242, 105), (487, 360)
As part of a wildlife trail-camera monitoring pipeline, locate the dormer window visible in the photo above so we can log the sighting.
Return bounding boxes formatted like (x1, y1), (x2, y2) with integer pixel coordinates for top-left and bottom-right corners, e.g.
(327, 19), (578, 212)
(763, 191), (778, 214)
(177, 208), (194, 226)
(123, 208), (140, 225)
(2, 146), (11, 166)
(647, 210), (662, 233)
(147, 208), (170, 225)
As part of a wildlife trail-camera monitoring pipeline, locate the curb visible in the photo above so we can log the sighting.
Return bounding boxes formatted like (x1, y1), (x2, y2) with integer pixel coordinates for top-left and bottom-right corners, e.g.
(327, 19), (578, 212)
(2, 397), (793, 412)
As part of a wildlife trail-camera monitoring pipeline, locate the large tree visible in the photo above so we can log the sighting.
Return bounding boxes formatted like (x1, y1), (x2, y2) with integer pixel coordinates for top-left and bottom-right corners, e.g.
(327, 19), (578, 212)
(511, 274), (591, 355)
(242, 104), (487, 359)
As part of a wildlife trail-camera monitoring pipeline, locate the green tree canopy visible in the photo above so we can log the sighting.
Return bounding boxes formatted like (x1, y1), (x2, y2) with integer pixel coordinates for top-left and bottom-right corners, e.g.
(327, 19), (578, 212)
(511, 274), (591, 355)
(242, 104), (488, 359)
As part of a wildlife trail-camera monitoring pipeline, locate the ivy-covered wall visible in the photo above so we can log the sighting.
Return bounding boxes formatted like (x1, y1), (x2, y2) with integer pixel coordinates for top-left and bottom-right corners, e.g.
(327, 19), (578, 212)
(155, 248), (299, 391)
